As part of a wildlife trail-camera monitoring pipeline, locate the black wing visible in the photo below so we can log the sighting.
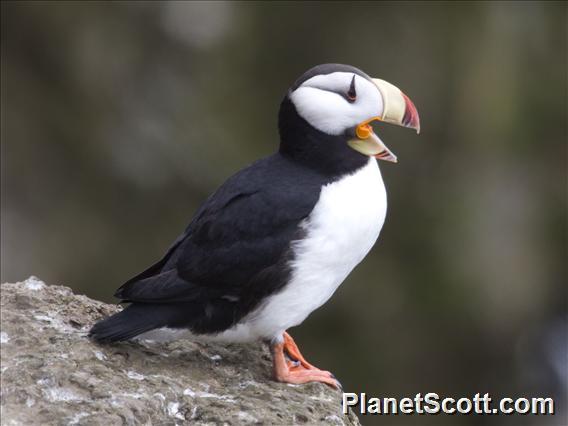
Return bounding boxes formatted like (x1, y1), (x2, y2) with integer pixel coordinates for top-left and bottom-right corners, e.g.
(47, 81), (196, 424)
(114, 154), (328, 319)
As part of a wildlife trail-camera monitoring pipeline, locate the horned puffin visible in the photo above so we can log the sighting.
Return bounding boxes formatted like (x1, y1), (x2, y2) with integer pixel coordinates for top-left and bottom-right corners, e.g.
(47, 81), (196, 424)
(90, 63), (420, 388)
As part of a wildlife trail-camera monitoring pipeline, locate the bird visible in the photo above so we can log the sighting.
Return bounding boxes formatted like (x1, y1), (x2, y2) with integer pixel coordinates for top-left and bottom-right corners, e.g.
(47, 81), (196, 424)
(89, 63), (420, 389)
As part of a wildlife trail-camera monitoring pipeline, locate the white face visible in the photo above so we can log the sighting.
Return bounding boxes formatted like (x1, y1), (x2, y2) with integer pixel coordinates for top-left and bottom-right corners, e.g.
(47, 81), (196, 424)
(289, 72), (384, 136)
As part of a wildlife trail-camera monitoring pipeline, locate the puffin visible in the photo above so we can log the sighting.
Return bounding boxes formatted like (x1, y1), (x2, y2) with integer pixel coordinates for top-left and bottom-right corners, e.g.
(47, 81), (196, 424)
(90, 63), (420, 388)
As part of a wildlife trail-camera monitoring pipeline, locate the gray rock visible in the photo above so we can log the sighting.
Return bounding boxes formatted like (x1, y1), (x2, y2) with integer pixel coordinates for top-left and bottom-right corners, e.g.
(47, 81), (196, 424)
(0, 277), (361, 426)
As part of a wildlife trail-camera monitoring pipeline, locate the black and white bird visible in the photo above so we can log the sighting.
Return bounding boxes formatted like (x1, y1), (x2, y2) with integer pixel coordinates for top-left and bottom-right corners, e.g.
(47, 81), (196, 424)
(90, 64), (420, 388)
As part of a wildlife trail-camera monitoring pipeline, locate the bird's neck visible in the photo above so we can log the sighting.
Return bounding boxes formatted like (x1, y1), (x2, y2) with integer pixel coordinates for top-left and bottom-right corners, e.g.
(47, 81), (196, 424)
(277, 96), (369, 178)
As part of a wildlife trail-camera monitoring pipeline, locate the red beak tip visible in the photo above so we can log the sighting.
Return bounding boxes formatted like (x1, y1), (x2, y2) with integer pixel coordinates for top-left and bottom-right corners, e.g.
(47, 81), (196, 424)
(401, 92), (420, 134)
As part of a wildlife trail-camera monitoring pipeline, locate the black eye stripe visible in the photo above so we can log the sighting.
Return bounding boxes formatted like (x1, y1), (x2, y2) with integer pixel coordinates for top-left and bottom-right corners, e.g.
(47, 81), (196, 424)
(347, 75), (357, 102)
(300, 75), (358, 103)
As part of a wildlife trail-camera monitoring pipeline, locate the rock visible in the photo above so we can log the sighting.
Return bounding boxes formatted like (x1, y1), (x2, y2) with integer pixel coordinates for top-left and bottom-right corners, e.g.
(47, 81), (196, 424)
(0, 277), (361, 425)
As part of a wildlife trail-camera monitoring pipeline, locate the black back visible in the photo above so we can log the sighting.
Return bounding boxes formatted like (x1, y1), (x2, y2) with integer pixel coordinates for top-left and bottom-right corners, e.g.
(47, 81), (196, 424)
(113, 154), (339, 334)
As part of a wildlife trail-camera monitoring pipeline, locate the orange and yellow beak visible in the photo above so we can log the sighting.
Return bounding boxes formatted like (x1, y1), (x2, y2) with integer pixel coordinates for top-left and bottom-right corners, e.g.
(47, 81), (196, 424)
(347, 78), (420, 163)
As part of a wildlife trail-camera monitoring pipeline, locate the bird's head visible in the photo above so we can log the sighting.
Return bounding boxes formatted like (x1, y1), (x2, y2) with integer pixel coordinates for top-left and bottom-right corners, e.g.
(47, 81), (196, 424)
(278, 64), (419, 173)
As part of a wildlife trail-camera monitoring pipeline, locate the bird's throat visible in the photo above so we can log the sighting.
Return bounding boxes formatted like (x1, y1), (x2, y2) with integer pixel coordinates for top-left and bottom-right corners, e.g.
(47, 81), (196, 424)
(278, 97), (369, 178)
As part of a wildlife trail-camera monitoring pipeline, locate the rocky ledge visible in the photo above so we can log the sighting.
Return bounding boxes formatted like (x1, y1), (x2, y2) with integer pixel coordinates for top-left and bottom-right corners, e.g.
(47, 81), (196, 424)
(0, 277), (360, 425)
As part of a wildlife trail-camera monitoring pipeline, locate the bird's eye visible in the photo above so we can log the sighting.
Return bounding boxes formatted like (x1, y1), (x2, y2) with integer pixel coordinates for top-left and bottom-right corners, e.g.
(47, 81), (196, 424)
(347, 75), (357, 102)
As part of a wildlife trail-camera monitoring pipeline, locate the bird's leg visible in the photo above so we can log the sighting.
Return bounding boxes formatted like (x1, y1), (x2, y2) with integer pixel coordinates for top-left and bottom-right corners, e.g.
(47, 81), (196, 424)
(282, 331), (316, 369)
(271, 331), (339, 389)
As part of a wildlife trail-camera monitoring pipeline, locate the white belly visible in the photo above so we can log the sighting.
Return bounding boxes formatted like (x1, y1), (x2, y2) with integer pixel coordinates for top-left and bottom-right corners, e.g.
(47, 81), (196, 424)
(216, 158), (387, 342)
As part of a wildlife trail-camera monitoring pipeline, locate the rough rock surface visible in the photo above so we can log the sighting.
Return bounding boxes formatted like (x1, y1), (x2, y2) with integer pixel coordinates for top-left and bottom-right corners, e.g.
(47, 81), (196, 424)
(0, 277), (361, 426)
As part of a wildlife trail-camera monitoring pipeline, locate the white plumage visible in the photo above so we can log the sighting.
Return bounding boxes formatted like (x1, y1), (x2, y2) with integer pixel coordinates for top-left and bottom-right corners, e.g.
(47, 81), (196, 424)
(216, 157), (386, 342)
(290, 72), (384, 135)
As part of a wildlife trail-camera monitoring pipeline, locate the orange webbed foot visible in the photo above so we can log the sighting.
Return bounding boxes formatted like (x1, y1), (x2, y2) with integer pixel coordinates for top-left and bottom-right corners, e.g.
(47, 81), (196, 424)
(271, 331), (340, 389)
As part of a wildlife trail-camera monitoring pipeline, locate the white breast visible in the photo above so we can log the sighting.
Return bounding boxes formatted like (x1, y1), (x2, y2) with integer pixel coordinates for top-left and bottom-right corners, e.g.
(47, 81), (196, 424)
(216, 158), (387, 342)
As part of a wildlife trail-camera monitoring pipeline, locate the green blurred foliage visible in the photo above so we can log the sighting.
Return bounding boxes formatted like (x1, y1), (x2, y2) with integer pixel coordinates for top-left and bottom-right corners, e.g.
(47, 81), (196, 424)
(1, 2), (566, 425)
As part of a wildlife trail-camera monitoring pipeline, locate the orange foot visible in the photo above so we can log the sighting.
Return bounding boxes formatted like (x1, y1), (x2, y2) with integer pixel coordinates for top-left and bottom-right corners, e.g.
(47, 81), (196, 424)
(271, 331), (340, 389)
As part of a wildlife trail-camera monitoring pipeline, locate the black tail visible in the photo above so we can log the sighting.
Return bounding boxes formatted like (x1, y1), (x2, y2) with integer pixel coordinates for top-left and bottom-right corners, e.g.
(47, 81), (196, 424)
(89, 303), (184, 343)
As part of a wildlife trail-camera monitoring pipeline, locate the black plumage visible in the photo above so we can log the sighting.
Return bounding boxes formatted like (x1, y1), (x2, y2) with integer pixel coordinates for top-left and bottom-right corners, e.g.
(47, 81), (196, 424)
(89, 64), (370, 343)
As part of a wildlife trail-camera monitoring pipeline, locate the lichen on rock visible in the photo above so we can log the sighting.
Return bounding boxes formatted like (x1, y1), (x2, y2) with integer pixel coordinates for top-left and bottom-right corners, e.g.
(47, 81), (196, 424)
(0, 277), (361, 425)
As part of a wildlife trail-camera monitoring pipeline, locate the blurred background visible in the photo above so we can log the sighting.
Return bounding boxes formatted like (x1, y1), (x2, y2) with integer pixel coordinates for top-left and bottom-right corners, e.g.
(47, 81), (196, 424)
(1, 2), (566, 425)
